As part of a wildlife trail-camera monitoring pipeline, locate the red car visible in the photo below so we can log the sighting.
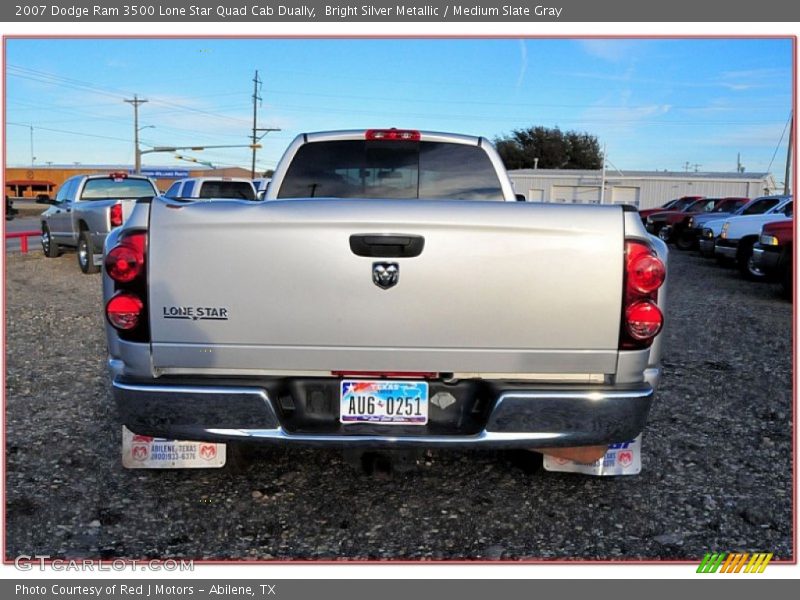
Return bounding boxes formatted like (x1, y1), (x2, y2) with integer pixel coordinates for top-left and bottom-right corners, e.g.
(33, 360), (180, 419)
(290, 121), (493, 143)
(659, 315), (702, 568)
(753, 219), (793, 299)
(638, 196), (702, 223)
(644, 197), (716, 241)
(673, 197), (750, 250)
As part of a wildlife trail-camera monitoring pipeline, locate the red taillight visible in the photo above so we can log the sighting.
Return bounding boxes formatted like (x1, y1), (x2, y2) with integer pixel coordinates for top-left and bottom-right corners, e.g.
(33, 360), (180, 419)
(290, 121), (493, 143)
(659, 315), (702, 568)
(365, 128), (421, 141)
(110, 203), (124, 228)
(625, 301), (664, 340)
(627, 251), (666, 294)
(621, 240), (666, 349)
(106, 230), (148, 341)
(106, 293), (143, 330)
(104, 232), (145, 282)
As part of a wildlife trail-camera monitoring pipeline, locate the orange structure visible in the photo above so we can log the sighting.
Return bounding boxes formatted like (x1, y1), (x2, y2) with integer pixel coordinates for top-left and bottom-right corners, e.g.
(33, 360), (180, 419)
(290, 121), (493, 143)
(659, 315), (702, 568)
(4, 165), (254, 198)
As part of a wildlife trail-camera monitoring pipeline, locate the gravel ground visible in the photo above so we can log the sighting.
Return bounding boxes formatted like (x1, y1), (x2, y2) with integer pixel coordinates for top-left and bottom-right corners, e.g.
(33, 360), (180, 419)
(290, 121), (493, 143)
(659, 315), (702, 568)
(4, 248), (793, 561)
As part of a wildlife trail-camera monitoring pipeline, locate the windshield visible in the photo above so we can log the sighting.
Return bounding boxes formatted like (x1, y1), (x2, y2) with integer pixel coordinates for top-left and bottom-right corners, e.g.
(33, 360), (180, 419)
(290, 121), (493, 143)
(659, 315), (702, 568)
(80, 177), (155, 200)
(672, 197), (699, 211)
(686, 198), (715, 212)
(197, 181), (257, 200)
(660, 199), (679, 209)
(711, 198), (743, 213)
(742, 198), (780, 215)
(277, 140), (504, 200)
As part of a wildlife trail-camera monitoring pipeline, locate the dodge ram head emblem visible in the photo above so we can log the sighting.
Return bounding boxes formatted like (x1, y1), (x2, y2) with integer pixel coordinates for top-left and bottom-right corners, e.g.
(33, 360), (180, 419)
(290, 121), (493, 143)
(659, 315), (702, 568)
(199, 444), (218, 460)
(372, 262), (399, 289)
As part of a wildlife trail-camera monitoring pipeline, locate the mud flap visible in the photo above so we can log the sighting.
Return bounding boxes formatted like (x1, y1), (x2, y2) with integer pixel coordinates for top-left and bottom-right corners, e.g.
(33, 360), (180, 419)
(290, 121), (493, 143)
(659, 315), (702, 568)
(543, 435), (642, 476)
(121, 426), (226, 469)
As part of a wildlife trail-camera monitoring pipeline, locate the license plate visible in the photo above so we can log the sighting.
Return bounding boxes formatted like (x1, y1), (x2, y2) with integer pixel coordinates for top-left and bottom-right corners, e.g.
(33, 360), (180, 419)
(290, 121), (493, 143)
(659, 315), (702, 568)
(543, 435), (642, 476)
(340, 380), (428, 425)
(121, 426), (226, 469)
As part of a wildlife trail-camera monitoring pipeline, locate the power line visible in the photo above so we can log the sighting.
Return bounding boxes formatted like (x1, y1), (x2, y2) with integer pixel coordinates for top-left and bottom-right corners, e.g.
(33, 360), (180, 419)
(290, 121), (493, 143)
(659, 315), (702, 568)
(146, 97), (251, 125)
(766, 112), (792, 173)
(8, 98), (262, 143)
(7, 66), (134, 100)
(6, 121), (133, 144)
(7, 64), (252, 126)
(261, 87), (790, 112)
(13, 62), (788, 131)
(267, 101), (787, 125)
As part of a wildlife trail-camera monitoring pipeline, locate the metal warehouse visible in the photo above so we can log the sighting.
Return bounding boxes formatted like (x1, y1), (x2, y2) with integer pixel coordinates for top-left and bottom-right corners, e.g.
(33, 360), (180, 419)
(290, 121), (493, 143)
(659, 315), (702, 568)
(508, 169), (776, 210)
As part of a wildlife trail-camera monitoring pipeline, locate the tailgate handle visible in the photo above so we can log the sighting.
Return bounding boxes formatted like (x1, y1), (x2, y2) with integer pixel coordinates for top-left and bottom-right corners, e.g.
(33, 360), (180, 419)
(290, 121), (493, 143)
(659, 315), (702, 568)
(349, 234), (425, 258)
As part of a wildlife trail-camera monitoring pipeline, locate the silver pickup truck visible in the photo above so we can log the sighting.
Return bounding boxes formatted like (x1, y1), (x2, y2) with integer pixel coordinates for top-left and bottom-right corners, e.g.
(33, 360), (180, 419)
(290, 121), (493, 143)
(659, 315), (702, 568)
(41, 172), (158, 273)
(103, 129), (668, 467)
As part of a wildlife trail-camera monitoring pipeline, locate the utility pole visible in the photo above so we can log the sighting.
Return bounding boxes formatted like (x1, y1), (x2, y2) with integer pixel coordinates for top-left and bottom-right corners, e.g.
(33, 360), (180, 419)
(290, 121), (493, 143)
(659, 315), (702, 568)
(599, 143), (607, 204)
(784, 111), (793, 196)
(251, 71), (262, 179)
(124, 94), (148, 174)
(29, 125), (35, 166)
(250, 70), (281, 178)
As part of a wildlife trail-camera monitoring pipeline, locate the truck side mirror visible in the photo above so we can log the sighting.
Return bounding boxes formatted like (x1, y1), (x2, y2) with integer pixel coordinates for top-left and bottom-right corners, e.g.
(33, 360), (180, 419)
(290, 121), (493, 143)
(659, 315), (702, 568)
(515, 194), (526, 202)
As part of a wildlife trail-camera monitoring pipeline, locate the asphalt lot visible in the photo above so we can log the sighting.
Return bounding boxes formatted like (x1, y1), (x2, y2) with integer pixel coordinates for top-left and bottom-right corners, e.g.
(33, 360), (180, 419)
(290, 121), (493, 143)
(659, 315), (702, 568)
(4, 247), (793, 560)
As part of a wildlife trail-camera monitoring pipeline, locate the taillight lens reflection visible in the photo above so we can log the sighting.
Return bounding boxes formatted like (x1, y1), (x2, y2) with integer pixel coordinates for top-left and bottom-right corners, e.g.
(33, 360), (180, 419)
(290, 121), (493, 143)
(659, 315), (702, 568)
(625, 301), (664, 340)
(105, 232), (145, 283)
(628, 253), (666, 294)
(106, 293), (143, 330)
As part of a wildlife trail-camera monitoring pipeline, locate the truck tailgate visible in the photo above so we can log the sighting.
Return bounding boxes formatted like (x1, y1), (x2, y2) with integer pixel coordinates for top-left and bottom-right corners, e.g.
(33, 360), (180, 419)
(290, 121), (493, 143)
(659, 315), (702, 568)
(148, 198), (624, 375)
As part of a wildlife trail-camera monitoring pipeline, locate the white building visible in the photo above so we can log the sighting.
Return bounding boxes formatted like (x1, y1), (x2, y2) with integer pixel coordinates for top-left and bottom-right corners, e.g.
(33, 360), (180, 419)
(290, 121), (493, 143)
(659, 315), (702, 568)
(508, 169), (777, 210)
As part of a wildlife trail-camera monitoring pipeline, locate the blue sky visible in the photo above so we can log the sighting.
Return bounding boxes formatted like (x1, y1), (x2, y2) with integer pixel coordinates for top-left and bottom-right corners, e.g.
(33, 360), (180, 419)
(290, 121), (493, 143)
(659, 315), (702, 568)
(4, 38), (793, 182)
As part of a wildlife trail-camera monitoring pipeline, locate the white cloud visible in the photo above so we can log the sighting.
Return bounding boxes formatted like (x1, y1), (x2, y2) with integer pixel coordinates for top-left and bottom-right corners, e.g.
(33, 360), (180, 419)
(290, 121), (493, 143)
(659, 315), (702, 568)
(516, 40), (528, 90)
(702, 123), (789, 147)
(578, 40), (642, 62)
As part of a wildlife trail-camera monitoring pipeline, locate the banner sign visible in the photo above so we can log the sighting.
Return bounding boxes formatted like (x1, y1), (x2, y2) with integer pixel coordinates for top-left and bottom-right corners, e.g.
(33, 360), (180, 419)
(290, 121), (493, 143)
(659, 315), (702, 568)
(5, 1), (800, 22)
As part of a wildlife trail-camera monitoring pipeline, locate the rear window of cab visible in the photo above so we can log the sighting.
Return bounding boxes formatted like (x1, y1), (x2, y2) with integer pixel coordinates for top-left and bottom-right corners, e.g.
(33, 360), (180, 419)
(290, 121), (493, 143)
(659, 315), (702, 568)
(277, 140), (504, 201)
(80, 177), (156, 200)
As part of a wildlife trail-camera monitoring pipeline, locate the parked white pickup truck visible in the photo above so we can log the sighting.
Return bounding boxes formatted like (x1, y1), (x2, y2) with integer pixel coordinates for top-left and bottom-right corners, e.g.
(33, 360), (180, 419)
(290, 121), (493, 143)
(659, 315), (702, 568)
(41, 172), (158, 273)
(103, 129), (668, 468)
(712, 195), (792, 278)
(163, 177), (258, 201)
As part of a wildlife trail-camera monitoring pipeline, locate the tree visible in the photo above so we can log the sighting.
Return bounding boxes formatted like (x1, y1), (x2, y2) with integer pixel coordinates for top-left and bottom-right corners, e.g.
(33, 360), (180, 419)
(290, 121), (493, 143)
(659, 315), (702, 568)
(494, 126), (603, 170)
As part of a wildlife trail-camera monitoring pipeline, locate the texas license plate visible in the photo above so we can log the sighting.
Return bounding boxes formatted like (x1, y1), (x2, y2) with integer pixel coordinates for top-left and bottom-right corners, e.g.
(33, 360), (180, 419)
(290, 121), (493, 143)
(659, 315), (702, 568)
(340, 380), (428, 425)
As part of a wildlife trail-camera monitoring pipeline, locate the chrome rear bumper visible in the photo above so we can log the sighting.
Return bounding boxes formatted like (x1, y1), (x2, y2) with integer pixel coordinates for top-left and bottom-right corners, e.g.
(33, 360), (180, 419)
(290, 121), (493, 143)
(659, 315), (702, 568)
(113, 378), (655, 449)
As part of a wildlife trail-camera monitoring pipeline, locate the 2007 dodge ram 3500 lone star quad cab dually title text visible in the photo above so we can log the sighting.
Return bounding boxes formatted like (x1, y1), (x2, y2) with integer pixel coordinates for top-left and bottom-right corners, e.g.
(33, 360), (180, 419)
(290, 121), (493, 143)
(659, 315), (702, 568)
(103, 129), (668, 467)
